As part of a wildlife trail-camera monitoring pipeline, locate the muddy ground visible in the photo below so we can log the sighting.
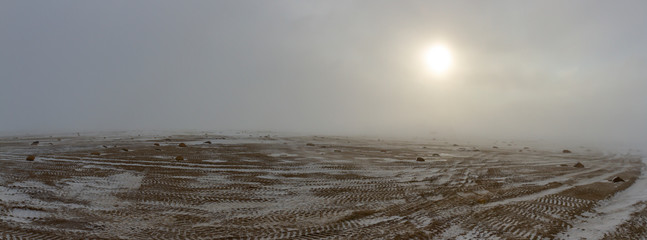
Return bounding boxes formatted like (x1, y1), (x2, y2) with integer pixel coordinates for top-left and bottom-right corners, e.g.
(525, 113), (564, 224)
(0, 133), (644, 239)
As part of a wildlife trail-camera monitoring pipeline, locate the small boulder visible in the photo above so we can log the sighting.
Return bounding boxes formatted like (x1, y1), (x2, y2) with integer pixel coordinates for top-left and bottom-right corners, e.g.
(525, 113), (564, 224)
(611, 177), (625, 183)
(492, 146), (498, 149)
(31, 141), (39, 146)
(153, 143), (160, 146)
(204, 141), (212, 144)
(155, 148), (162, 151)
(178, 143), (187, 147)
(121, 148), (129, 152)
(306, 143), (315, 146)
(175, 156), (184, 161)
(90, 152), (101, 156)
(432, 153), (441, 157)
(563, 149), (572, 153)
(416, 157), (425, 162)
(573, 162), (584, 168)
(334, 150), (342, 152)
(102, 145), (108, 148)
(26, 155), (36, 161)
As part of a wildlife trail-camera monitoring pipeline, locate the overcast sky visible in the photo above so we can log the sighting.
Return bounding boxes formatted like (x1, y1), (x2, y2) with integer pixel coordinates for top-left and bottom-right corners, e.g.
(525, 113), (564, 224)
(1, 1), (646, 147)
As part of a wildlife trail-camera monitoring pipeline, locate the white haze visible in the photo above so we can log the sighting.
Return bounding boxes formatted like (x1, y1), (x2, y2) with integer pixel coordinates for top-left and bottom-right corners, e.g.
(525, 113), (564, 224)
(1, 1), (646, 150)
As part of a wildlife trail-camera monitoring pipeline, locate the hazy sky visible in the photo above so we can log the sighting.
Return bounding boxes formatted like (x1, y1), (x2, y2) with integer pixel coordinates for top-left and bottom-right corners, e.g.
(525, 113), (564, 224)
(1, 1), (646, 147)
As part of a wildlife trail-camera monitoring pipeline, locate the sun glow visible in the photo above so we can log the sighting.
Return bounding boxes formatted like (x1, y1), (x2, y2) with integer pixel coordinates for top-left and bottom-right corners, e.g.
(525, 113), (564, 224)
(425, 45), (452, 74)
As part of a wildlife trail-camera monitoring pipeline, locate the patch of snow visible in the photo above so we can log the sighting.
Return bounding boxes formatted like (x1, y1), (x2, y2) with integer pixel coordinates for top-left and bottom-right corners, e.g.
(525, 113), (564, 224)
(356, 215), (402, 226)
(58, 172), (143, 209)
(556, 157), (647, 240)
(434, 174), (452, 185)
(1, 208), (48, 223)
(475, 190), (491, 195)
(439, 224), (466, 240)
(257, 174), (282, 180)
(0, 186), (31, 202)
(202, 159), (227, 163)
(427, 194), (444, 201)
(268, 153), (298, 157)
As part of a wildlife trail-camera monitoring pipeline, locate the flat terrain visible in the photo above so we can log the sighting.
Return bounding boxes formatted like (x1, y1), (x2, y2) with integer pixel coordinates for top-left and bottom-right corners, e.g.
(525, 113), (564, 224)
(0, 133), (645, 239)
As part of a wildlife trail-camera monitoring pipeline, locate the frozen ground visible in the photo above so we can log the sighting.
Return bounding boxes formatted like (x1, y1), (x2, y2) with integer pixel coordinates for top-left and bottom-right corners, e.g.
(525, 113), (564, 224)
(0, 132), (644, 239)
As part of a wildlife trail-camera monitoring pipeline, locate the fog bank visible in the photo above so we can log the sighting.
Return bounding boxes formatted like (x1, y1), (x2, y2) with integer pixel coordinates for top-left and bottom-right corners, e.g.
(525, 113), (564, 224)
(2, 1), (646, 150)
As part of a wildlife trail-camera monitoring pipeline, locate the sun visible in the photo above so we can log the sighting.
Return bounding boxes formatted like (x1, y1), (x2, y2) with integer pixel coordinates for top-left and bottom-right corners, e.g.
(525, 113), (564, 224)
(424, 45), (452, 74)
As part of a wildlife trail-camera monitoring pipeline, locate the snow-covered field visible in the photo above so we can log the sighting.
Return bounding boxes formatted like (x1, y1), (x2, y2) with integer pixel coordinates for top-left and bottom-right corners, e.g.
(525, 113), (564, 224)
(0, 133), (645, 239)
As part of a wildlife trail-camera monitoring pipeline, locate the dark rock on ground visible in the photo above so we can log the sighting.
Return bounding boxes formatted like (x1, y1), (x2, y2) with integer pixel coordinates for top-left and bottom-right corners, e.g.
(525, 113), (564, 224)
(154, 143), (160, 146)
(26, 155), (35, 161)
(563, 149), (572, 153)
(611, 176), (625, 183)
(204, 141), (212, 144)
(432, 153), (441, 157)
(306, 143), (315, 146)
(91, 152), (100, 156)
(31, 141), (39, 146)
(416, 157), (425, 162)
(175, 156), (184, 161)
(574, 162), (584, 168)
(178, 143), (187, 147)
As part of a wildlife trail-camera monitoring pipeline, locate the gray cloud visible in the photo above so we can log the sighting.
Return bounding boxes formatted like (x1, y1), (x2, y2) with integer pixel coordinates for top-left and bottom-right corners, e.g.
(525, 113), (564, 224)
(1, 0), (646, 149)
